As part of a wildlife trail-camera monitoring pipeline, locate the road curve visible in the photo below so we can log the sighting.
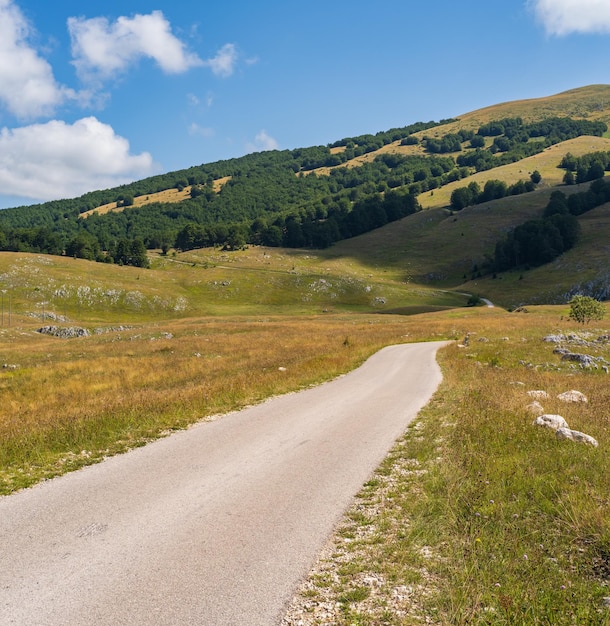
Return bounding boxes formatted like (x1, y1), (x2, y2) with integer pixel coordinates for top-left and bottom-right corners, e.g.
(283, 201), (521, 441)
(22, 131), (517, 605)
(0, 341), (449, 626)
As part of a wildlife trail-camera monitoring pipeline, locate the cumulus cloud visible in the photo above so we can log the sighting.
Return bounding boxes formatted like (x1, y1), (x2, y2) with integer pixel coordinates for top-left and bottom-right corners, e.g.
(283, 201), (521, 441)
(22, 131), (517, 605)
(530, 0), (610, 35)
(0, 0), (74, 118)
(68, 10), (203, 80)
(0, 117), (154, 201)
(204, 43), (239, 78)
(247, 130), (279, 153)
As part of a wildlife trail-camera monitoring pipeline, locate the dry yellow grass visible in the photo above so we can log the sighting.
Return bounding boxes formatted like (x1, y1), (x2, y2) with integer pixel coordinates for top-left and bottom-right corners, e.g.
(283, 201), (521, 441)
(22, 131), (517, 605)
(80, 187), (193, 218)
(80, 176), (232, 218)
(419, 135), (610, 210)
(304, 85), (610, 178)
(212, 175), (232, 192)
(0, 310), (457, 493)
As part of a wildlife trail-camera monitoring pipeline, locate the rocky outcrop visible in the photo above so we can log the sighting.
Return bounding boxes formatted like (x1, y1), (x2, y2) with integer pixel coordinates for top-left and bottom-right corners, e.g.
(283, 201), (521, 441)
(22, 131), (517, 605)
(37, 326), (90, 338)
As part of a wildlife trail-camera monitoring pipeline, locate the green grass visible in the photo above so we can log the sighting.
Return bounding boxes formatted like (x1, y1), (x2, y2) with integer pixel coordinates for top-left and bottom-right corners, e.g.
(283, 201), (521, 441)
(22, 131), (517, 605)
(284, 307), (610, 625)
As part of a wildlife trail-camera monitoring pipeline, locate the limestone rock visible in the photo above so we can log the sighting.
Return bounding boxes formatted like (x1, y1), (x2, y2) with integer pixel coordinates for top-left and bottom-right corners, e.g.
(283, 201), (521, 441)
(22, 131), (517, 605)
(526, 401), (545, 415)
(560, 352), (596, 368)
(527, 390), (549, 400)
(533, 414), (569, 431)
(555, 428), (598, 447)
(557, 390), (588, 403)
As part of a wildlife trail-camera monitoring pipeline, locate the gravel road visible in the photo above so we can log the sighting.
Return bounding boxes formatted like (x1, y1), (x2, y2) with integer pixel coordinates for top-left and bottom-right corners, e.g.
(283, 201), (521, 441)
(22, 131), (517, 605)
(0, 341), (448, 625)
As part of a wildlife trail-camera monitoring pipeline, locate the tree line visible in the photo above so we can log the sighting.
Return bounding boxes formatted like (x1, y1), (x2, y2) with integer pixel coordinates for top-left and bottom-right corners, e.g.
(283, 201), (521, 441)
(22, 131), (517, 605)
(493, 178), (610, 272)
(450, 172), (541, 211)
(0, 115), (606, 266)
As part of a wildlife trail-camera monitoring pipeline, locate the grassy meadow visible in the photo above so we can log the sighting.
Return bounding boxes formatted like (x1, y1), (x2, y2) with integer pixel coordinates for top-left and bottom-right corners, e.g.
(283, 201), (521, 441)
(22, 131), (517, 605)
(0, 248), (464, 494)
(1, 245), (610, 623)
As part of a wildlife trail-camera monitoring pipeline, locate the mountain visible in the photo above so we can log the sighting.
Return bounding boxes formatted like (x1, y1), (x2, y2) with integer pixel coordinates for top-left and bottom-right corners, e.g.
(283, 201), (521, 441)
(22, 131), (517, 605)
(1, 84), (610, 308)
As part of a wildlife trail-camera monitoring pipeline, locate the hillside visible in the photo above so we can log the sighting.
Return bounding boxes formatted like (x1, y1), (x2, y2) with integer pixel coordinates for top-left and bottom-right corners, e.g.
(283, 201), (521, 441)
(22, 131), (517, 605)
(1, 85), (610, 306)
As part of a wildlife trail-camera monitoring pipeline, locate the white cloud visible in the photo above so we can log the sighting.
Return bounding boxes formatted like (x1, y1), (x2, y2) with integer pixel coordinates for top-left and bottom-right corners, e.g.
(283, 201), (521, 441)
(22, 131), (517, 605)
(530, 0), (610, 35)
(247, 130), (279, 153)
(0, 117), (154, 201)
(204, 43), (238, 78)
(0, 0), (74, 118)
(188, 123), (215, 138)
(68, 10), (203, 81)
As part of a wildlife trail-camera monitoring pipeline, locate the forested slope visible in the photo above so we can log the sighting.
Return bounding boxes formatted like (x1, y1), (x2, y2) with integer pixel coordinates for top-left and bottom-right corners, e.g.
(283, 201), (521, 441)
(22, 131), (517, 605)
(0, 86), (609, 272)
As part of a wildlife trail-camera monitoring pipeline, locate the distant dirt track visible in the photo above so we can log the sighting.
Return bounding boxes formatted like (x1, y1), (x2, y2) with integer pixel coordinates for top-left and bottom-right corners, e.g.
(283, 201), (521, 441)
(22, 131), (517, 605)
(0, 341), (449, 626)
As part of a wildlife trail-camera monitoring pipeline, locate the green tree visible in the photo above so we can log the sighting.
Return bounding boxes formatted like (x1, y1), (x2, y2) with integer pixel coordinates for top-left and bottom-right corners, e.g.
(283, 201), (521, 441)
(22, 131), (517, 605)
(568, 295), (606, 325)
(563, 170), (575, 185)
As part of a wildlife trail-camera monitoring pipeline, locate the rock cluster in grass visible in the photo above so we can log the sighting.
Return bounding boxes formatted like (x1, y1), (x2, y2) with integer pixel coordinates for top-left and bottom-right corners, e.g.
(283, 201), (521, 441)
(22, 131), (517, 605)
(541, 333), (610, 371)
(37, 325), (90, 338)
(93, 325), (133, 335)
(529, 389), (598, 447)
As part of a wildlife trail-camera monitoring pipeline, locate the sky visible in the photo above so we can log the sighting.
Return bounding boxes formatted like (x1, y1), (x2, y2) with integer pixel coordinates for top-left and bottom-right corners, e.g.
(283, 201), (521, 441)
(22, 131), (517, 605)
(0, 0), (609, 209)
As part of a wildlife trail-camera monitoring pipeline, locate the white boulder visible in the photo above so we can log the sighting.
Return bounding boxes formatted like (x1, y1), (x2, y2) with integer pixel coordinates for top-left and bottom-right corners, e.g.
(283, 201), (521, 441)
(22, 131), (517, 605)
(555, 428), (598, 447)
(557, 390), (588, 404)
(533, 414), (569, 431)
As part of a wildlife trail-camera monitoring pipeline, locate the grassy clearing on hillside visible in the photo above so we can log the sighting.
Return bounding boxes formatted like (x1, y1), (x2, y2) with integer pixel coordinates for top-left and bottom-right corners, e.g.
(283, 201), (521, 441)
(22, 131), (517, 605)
(418, 136), (610, 211)
(461, 202), (610, 308)
(283, 305), (610, 625)
(80, 176), (232, 218)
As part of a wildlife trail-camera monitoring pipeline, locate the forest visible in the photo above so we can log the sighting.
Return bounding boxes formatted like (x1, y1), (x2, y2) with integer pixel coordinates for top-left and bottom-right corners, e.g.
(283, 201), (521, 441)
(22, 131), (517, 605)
(493, 178), (610, 271)
(0, 116), (607, 267)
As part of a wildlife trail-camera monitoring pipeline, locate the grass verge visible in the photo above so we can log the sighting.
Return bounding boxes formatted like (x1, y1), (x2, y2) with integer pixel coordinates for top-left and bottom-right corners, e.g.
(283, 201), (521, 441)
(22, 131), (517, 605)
(283, 312), (610, 625)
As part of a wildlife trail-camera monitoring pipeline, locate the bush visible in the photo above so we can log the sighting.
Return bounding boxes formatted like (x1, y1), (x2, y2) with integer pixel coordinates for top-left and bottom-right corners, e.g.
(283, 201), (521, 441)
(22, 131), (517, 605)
(568, 295), (606, 325)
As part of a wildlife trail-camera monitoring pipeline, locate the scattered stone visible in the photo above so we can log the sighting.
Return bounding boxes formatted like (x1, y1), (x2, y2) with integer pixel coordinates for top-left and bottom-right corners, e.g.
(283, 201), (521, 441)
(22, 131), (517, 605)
(543, 335), (564, 343)
(527, 390), (549, 400)
(2, 363), (19, 370)
(555, 428), (598, 447)
(502, 337), (509, 342)
(93, 325), (133, 335)
(278, 367), (287, 372)
(560, 353), (596, 368)
(37, 326), (90, 338)
(526, 401), (545, 415)
(557, 390), (588, 404)
(602, 597), (610, 608)
(478, 337), (489, 343)
(533, 414), (569, 431)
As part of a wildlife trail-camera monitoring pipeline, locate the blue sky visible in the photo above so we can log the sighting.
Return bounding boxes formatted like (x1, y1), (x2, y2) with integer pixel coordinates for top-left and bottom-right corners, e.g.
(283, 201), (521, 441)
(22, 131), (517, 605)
(0, 0), (609, 208)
